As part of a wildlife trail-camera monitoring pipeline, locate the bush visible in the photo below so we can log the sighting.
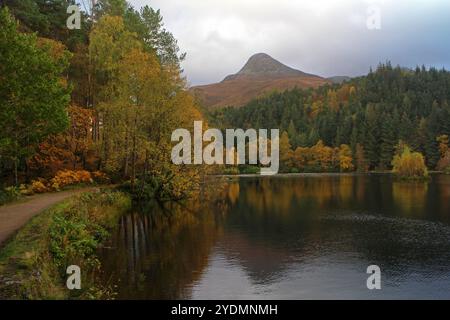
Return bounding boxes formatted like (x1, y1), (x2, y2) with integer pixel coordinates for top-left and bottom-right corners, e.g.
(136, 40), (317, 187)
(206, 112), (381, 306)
(49, 190), (130, 272)
(50, 170), (94, 190)
(0, 186), (21, 205)
(49, 212), (105, 270)
(238, 165), (260, 174)
(91, 171), (110, 184)
(437, 151), (450, 174)
(30, 179), (49, 193)
(392, 146), (428, 179)
(290, 167), (300, 173)
(223, 166), (240, 175)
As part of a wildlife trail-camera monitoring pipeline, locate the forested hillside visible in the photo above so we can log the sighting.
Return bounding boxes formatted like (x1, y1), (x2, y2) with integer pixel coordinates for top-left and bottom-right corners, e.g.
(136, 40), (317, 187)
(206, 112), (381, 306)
(210, 63), (450, 172)
(0, 0), (203, 201)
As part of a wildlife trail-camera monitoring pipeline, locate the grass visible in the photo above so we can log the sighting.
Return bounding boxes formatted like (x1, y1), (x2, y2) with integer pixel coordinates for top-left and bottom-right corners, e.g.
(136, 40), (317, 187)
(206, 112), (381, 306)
(0, 189), (131, 300)
(0, 186), (22, 206)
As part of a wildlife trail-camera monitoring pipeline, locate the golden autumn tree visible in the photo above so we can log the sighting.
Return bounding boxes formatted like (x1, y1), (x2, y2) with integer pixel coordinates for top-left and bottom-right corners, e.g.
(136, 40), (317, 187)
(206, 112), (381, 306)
(338, 144), (354, 172)
(392, 144), (428, 179)
(88, 15), (204, 199)
(279, 131), (293, 171)
(88, 15), (141, 143)
(310, 140), (334, 171)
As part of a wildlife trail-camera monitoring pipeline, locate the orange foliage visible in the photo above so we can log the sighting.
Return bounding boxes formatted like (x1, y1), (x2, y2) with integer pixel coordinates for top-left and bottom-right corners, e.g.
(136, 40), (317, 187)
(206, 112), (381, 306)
(291, 140), (346, 172)
(28, 105), (96, 176)
(50, 170), (94, 190)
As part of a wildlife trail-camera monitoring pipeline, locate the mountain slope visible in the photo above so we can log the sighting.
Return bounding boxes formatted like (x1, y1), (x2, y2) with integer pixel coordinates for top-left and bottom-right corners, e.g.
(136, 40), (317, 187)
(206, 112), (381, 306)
(191, 53), (329, 109)
(327, 76), (351, 84)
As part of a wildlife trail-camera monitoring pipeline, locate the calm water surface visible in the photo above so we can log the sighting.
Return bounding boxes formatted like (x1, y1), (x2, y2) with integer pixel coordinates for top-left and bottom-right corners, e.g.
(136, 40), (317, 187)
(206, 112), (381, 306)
(98, 174), (450, 299)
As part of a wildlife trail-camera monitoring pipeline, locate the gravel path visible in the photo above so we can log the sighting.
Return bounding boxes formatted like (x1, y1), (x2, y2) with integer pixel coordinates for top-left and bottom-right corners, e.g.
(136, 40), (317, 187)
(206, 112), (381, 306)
(0, 189), (93, 246)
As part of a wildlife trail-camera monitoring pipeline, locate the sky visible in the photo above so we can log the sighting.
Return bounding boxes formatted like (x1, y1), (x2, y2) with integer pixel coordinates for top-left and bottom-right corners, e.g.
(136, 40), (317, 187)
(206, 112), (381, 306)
(127, 0), (450, 86)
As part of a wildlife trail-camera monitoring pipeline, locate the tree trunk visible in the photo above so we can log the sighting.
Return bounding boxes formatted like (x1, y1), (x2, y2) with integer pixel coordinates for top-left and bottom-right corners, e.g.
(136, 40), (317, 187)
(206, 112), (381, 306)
(124, 127), (129, 178)
(130, 113), (138, 190)
(13, 157), (18, 186)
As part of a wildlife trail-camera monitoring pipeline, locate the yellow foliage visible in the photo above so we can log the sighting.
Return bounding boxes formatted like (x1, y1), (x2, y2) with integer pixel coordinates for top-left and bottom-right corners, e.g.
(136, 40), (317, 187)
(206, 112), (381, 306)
(30, 180), (49, 193)
(289, 140), (354, 172)
(50, 170), (94, 190)
(392, 146), (428, 178)
(338, 144), (354, 172)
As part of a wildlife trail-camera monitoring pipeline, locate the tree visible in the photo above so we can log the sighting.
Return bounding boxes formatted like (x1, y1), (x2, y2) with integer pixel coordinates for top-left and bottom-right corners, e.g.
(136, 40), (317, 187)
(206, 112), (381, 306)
(134, 6), (186, 68)
(88, 15), (141, 143)
(287, 120), (297, 148)
(310, 140), (333, 171)
(355, 143), (369, 172)
(94, 0), (128, 17)
(436, 135), (450, 173)
(391, 144), (428, 179)
(437, 135), (449, 159)
(4, 0), (89, 48)
(425, 105), (441, 168)
(0, 8), (71, 184)
(27, 106), (95, 176)
(94, 1), (186, 70)
(338, 144), (354, 172)
(89, 15), (141, 104)
(364, 104), (380, 169)
(379, 112), (396, 169)
(279, 131), (293, 172)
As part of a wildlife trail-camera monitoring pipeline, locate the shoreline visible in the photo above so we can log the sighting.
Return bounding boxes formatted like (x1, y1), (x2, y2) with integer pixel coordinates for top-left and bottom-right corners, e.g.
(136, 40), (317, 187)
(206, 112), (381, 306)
(211, 171), (446, 178)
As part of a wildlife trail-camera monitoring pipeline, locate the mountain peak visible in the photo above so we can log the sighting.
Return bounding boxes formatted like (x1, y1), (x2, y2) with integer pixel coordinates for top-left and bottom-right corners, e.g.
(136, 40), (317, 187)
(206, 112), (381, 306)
(191, 53), (328, 109)
(223, 53), (312, 82)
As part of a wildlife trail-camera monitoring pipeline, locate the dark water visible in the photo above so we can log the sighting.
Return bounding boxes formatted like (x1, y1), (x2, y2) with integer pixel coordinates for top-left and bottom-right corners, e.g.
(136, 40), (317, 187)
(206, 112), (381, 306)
(98, 174), (450, 299)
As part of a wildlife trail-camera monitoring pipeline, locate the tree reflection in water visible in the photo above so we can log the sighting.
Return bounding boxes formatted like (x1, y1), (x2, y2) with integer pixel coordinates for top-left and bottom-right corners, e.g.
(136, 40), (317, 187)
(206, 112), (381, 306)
(99, 174), (450, 299)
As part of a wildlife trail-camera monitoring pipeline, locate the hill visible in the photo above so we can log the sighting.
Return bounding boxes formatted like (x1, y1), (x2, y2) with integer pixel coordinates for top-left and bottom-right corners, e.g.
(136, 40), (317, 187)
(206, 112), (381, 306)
(191, 53), (329, 109)
(327, 76), (351, 84)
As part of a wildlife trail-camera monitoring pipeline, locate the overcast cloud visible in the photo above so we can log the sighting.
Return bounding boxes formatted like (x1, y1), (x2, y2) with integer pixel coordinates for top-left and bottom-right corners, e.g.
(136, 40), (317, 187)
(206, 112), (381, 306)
(129, 0), (450, 86)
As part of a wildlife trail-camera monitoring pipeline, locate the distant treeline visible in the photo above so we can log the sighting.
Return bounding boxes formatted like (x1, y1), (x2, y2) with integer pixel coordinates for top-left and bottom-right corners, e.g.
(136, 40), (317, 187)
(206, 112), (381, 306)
(210, 63), (450, 171)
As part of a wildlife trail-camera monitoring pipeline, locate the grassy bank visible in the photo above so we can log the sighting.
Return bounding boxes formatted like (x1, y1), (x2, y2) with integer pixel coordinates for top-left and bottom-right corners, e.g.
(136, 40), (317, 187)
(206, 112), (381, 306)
(0, 189), (131, 299)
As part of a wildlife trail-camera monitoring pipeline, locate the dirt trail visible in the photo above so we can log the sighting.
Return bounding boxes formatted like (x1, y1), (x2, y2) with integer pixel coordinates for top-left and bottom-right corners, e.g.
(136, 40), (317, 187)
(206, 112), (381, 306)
(0, 189), (94, 246)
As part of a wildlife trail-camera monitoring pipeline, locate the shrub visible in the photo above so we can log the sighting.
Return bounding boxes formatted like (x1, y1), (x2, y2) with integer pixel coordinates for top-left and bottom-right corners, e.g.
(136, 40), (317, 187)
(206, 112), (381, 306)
(19, 184), (32, 195)
(50, 170), (94, 190)
(49, 190), (130, 272)
(91, 171), (110, 184)
(0, 186), (21, 205)
(437, 151), (450, 174)
(223, 166), (240, 175)
(30, 179), (49, 193)
(392, 146), (428, 179)
(238, 165), (260, 174)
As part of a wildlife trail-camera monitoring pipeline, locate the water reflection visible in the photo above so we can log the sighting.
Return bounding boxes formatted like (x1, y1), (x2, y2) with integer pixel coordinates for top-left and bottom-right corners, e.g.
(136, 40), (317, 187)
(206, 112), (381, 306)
(99, 174), (450, 299)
